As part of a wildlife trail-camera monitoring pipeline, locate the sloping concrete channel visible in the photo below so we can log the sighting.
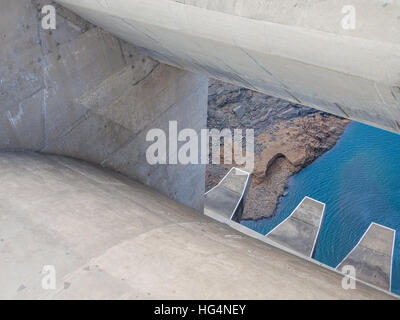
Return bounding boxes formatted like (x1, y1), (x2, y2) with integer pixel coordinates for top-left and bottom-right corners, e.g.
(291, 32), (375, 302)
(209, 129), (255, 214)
(266, 197), (325, 258)
(0, 0), (398, 299)
(205, 168), (397, 296)
(0, 152), (395, 299)
(337, 223), (396, 292)
(204, 168), (251, 222)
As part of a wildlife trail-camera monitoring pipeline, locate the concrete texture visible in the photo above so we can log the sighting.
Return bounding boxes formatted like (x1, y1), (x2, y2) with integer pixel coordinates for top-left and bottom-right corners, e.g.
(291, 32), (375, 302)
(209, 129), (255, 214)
(54, 0), (400, 134)
(1, 0), (398, 300)
(266, 197), (325, 258)
(204, 168), (250, 221)
(0, 0), (208, 211)
(0, 152), (395, 300)
(337, 223), (396, 291)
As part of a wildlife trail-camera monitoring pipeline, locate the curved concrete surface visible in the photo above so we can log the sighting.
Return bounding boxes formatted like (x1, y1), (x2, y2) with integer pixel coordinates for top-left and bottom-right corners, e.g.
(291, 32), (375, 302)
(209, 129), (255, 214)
(0, 152), (394, 299)
(266, 197), (326, 258)
(54, 0), (400, 134)
(205, 168), (250, 221)
(336, 223), (396, 292)
(0, 0), (207, 211)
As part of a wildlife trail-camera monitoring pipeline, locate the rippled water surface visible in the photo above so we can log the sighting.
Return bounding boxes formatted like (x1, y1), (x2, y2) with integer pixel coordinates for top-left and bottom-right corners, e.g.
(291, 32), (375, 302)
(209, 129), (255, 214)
(241, 122), (400, 295)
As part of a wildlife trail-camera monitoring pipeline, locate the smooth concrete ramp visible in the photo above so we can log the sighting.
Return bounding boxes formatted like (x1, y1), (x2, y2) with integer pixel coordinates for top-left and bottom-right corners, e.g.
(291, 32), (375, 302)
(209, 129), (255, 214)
(266, 197), (326, 258)
(2, 152), (393, 299)
(204, 168), (250, 222)
(0, 0), (207, 211)
(336, 223), (396, 292)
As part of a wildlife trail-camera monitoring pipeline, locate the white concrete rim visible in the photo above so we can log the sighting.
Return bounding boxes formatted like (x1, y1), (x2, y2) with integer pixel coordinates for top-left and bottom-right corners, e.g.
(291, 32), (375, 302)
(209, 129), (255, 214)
(335, 222), (374, 270)
(390, 228), (396, 292)
(310, 201), (326, 259)
(204, 167), (236, 196)
(204, 167), (250, 195)
(265, 196), (326, 258)
(218, 213), (399, 298)
(204, 204), (399, 298)
(204, 167), (250, 196)
(229, 168), (251, 221)
(265, 196), (307, 236)
(335, 222), (396, 292)
(204, 166), (251, 221)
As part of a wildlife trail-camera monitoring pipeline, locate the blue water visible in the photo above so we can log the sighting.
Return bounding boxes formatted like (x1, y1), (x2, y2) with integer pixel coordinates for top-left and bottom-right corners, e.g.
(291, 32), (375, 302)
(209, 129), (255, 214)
(241, 122), (400, 295)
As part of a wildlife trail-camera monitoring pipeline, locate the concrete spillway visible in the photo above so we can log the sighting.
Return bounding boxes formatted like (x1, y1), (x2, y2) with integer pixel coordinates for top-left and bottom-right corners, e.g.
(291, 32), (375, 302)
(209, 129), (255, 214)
(1, 0), (399, 299)
(204, 168), (251, 222)
(336, 223), (396, 292)
(54, 0), (400, 134)
(0, 152), (395, 299)
(266, 197), (325, 258)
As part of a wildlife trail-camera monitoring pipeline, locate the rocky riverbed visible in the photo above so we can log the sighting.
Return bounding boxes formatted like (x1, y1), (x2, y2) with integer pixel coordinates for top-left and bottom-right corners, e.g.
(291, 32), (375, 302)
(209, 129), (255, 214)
(206, 79), (350, 221)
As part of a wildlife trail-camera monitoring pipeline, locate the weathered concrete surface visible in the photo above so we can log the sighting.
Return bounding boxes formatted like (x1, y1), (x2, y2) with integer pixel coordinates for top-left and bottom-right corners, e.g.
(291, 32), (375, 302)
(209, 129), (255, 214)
(54, 0), (400, 134)
(266, 197), (325, 258)
(0, 0), (207, 210)
(0, 152), (395, 300)
(204, 168), (250, 221)
(337, 223), (396, 291)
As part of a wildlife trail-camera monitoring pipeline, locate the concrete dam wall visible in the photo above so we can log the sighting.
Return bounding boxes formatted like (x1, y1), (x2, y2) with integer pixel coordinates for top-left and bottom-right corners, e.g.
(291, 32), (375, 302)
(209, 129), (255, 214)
(3, 0), (400, 210)
(1, 0), (399, 299)
(54, 0), (400, 134)
(0, 0), (207, 211)
(0, 152), (394, 299)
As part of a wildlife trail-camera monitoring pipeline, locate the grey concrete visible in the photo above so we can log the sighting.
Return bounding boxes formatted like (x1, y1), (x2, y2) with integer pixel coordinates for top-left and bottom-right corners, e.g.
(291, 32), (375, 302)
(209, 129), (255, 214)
(0, 152), (395, 299)
(337, 223), (396, 291)
(0, 0), (208, 211)
(1, 0), (398, 299)
(54, 0), (400, 134)
(266, 197), (325, 258)
(204, 168), (251, 221)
